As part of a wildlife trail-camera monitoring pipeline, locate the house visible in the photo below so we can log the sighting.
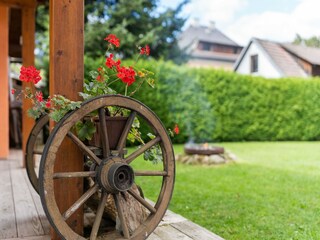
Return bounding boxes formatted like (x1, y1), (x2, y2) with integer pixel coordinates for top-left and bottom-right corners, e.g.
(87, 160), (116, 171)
(234, 38), (320, 78)
(178, 21), (243, 70)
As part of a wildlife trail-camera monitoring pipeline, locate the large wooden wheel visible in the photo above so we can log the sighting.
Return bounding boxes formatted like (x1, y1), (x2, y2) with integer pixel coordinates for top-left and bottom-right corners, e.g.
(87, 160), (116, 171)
(39, 95), (175, 240)
(26, 114), (49, 193)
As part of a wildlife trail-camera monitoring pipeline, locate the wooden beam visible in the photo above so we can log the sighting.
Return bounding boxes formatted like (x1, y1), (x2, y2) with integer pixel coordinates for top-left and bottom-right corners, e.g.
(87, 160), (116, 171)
(0, 0), (37, 8)
(22, 6), (36, 166)
(0, 5), (9, 159)
(49, 0), (84, 238)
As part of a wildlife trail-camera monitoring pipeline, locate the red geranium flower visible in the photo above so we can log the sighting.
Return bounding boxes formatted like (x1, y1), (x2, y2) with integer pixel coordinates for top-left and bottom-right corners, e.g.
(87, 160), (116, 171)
(140, 45), (150, 56)
(19, 66), (42, 84)
(145, 45), (150, 55)
(45, 98), (51, 108)
(11, 89), (16, 95)
(104, 34), (120, 47)
(174, 124), (180, 135)
(117, 66), (136, 86)
(96, 75), (103, 82)
(35, 91), (43, 102)
(105, 54), (115, 68)
(105, 54), (121, 69)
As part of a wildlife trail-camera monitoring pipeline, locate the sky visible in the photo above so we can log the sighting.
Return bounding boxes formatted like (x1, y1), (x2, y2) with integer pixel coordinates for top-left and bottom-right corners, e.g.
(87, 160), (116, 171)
(160, 0), (320, 46)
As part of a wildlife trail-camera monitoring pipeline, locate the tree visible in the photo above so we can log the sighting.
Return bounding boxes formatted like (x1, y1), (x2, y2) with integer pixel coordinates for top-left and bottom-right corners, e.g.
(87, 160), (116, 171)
(293, 34), (320, 48)
(84, 0), (188, 62)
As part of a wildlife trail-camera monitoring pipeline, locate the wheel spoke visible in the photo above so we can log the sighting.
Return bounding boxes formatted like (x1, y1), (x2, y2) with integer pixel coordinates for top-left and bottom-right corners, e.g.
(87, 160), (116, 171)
(67, 131), (101, 165)
(134, 170), (167, 177)
(90, 191), (108, 240)
(53, 171), (96, 179)
(113, 193), (130, 238)
(116, 111), (136, 152)
(127, 189), (156, 214)
(125, 136), (161, 164)
(63, 184), (99, 220)
(33, 150), (43, 155)
(98, 108), (111, 158)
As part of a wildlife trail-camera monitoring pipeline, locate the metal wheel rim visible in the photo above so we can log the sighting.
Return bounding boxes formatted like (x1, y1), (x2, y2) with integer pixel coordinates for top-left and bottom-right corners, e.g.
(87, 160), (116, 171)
(39, 95), (175, 240)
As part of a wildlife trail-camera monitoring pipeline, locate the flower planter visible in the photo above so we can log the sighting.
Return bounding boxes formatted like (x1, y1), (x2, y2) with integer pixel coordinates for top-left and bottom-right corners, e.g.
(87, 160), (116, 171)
(89, 116), (128, 150)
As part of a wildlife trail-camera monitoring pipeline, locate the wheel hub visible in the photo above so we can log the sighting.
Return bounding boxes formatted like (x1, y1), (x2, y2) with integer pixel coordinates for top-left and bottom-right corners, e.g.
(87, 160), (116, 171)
(97, 157), (134, 193)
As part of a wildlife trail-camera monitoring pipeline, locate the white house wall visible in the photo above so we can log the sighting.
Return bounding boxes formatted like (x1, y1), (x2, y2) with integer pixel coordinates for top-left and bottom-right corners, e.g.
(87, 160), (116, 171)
(235, 43), (282, 78)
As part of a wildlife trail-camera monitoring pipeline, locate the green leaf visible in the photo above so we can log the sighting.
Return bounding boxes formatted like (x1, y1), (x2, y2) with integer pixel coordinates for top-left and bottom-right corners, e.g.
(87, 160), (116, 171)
(75, 121), (96, 141)
(27, 108), (42, 119)
(49, 110), (66, 122)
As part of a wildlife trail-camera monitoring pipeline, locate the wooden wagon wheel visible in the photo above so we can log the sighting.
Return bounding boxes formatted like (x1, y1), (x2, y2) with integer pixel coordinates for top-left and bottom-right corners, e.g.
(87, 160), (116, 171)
(26, 114), (49, 193)
(39, 95), (175, 240)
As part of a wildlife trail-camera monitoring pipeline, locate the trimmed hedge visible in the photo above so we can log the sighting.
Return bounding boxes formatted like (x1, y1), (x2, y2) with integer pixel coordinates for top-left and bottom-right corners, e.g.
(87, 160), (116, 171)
(84, 57), (320, 142)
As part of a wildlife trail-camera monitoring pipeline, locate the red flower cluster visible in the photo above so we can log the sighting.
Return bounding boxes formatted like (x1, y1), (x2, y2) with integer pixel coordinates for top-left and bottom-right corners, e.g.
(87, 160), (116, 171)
(117, 66), (136, 86)
(100, 35), (153, 87)
(20, 66), (42, 84)
(35, 91), (43, 102)
(45, 98), (51, 108)
(140, 45), (150, 55)
(174, 124), (180, 135)
(104, 34), (120, 47)
(105, 54), (121, 69)
(11, 89), (16, 95)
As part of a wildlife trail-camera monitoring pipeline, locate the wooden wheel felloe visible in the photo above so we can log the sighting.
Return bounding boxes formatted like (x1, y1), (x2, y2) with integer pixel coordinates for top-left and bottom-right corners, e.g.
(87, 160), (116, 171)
(39, 95), (175, 240)
(26, 114), (49, 193)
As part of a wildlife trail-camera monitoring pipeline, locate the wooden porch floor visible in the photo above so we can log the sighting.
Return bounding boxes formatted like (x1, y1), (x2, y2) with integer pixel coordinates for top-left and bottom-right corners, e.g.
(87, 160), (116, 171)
(0, 150), (223, 240)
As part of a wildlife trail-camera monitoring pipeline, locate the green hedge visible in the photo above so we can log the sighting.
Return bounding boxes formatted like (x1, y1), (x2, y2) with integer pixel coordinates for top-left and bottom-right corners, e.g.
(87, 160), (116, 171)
(84, 57), (320, 142)
(196, 70), (320, 141)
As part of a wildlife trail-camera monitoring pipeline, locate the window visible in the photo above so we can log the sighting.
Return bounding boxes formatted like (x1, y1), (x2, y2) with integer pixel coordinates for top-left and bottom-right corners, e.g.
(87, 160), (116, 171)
(198, 41), (211, 51)
(250, 54), (258, 73)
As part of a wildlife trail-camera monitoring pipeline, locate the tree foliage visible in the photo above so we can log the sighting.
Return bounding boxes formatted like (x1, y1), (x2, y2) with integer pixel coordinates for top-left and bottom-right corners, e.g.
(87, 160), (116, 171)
(84, 0), (188, 62)
(293, 34), (320, 48)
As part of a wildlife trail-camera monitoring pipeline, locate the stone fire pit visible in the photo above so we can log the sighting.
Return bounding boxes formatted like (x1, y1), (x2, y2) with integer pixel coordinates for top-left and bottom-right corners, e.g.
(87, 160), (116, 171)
(176, 143), (237, 165)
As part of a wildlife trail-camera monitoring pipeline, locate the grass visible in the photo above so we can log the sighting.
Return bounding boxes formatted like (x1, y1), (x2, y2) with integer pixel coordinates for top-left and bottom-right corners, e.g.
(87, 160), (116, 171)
(131, 142), (320, 240)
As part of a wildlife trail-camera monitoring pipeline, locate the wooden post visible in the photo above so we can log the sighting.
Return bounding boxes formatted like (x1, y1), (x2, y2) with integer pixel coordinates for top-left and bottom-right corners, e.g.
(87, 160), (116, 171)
(22, 5), (36, 166)
(49, 0), (84, 238)
(0, 5), (9, 159)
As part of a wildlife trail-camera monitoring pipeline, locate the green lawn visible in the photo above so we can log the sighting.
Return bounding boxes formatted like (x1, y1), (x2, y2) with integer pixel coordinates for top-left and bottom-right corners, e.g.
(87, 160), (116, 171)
(132, 142), (320, 240)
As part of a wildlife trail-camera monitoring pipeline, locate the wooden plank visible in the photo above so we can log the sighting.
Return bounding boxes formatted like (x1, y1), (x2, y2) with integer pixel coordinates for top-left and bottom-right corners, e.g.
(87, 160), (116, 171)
(49, 0), (84, 238)
(147, 233), (162, 240)
(0, 5), (9, 159)
(0, 0), (36, 8)
(22, 170), (50, 235)
(4, 235), (50, 240)
(22, 6), (36, 167)
(158, 209), (187, 226)
(153, 224), (193, 240)
(171, 220), (225, 240)
(0, 162), (17, 239)
(10, 167), (44, 237)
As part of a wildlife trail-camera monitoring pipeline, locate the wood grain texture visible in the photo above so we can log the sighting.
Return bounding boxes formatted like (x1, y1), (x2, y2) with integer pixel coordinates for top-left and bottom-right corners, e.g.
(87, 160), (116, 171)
(0, 0), (36, 8)
(171, 221), (225, 240)
(153, 225), (193, 240)
(11, 166), (44, 237)
(22, 6), (36, 166)
(49, 0), (84, 238)
(0, 5), (9, 159)
(0, 162), (16, 239)
(4, 236), (50, 240)
(22, 171), (50, 235)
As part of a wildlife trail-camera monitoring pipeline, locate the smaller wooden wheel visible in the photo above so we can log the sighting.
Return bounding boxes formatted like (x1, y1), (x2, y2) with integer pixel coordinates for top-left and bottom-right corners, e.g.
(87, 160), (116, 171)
(26, 114), (49, 193)
(39, 95), (175, 240)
